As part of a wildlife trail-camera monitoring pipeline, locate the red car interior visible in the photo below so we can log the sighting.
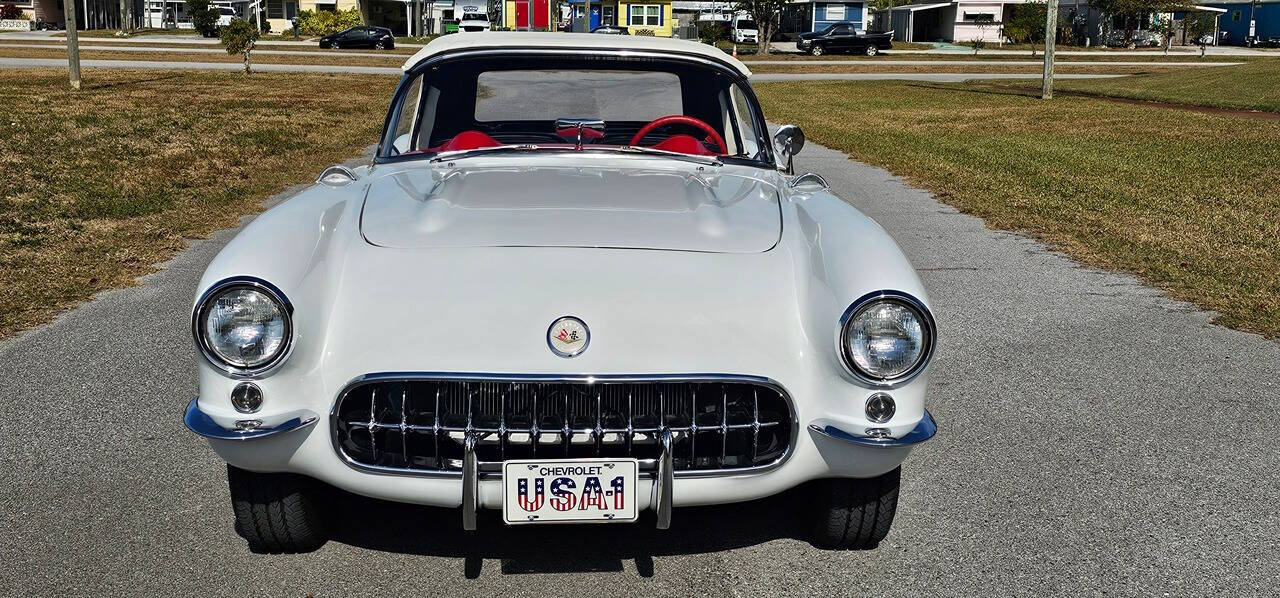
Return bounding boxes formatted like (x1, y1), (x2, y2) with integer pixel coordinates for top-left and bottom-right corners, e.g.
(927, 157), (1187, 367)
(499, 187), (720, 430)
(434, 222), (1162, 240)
(429, 116), (727, 157)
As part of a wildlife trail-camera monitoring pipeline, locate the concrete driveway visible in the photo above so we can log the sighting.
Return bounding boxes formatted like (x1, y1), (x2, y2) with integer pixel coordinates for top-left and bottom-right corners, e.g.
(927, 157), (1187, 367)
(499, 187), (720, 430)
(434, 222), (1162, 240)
(1, 141), (1277, 596)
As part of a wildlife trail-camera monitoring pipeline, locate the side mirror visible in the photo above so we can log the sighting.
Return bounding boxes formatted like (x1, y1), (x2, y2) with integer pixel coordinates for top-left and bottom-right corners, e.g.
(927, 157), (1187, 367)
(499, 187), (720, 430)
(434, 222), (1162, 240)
(773, 125), (805, 174)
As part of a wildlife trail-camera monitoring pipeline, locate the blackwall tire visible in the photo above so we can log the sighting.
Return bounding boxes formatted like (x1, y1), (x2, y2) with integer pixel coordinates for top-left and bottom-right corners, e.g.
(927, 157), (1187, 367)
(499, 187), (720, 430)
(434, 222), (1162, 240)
(809, 467), (901, 550)
(227, 465), (329, 554)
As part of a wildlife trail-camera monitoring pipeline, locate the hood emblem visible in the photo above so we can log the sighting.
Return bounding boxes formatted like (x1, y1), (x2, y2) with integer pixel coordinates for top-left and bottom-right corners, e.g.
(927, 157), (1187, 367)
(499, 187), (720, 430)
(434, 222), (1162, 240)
(548, 316), (590, 358)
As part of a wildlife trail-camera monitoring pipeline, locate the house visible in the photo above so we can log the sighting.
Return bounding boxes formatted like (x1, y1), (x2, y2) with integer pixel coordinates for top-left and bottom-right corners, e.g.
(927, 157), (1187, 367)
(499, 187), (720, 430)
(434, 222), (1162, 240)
(550, 0), (673, 34)
(1202, 0), (1280, 44)
(888, 0), (1029, 42)
(502, 0), (556, 29)
(777, 0), (871, 39)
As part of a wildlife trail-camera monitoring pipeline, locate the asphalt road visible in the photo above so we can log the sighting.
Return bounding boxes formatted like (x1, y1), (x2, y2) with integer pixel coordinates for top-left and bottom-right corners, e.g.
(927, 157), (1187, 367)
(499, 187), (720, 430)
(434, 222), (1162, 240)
(2, 140), (1278, 596)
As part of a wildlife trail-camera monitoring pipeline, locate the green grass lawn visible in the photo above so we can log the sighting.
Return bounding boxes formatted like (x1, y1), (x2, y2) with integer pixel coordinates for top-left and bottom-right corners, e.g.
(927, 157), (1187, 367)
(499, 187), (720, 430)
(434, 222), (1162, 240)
(756, 76), (1280, 338)
(0, 70), (396, 339)
(1040, 60), (1280, 113)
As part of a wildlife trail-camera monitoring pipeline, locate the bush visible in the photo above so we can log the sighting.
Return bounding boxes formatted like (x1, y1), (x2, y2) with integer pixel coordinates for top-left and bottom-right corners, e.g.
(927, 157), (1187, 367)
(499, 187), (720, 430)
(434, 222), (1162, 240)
(259, 18), (271, 33)
(0, 3), (21, 19)
(185, 0), (220, 36)
(219, 18), (259, 73)
(698, 20), (726, 44)
(296, 7), (362, 36)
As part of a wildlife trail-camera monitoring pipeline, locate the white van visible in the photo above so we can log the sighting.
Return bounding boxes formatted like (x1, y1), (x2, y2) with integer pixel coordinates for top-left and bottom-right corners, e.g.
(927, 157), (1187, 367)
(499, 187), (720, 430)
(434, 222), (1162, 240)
(732, 18), (758, 43)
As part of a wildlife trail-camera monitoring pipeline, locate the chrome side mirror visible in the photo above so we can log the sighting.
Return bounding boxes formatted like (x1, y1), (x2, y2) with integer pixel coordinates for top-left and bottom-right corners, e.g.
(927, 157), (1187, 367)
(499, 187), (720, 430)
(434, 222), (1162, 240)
(773, 124), (805, 174)
(555, 117), (606, 150)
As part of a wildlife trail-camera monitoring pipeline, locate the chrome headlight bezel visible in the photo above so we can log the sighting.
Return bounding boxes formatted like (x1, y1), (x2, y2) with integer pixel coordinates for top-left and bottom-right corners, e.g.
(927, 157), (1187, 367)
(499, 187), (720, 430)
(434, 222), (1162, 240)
(837, 290), (936, 388)
(192, 276), (294, 378)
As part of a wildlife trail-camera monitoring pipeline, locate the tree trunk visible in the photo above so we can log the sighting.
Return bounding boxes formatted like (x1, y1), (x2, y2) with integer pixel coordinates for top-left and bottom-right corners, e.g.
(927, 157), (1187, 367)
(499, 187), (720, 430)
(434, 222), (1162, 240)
(759, 19), (771, 55)
(65, 0), (81, 89)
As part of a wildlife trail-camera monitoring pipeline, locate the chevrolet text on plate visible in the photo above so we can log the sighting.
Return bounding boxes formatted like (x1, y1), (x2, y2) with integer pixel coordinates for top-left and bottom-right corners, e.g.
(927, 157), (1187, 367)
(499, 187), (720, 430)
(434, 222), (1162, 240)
(183, 32), (938, 553)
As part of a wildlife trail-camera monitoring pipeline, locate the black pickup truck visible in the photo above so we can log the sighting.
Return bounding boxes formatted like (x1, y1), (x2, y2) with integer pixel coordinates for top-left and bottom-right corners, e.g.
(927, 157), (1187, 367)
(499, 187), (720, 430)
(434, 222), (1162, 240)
(796, 22), (894, 56)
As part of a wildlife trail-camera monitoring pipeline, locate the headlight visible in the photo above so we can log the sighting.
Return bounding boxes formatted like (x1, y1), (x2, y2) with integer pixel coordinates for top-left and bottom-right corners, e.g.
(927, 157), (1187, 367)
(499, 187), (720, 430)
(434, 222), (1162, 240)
(193, 278), (293, 376)
(839, 291), (934, 385)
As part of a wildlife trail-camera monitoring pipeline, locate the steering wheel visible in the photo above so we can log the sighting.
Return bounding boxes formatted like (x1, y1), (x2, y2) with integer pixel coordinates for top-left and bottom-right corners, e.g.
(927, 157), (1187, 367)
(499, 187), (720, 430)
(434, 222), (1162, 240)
(630, 115), (728, 155)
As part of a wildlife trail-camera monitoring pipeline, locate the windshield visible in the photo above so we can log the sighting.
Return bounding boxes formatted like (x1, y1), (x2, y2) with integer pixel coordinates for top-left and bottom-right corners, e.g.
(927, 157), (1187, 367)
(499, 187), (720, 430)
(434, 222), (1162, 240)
(737, 20), (756, 29)
(380, 57), (770, 165)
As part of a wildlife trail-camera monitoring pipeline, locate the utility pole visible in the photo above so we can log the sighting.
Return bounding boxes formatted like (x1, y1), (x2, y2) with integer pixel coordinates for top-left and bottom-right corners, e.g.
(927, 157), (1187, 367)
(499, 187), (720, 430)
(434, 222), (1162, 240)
(1041, 0), (1058, 99)
(65, 0), (82, 89)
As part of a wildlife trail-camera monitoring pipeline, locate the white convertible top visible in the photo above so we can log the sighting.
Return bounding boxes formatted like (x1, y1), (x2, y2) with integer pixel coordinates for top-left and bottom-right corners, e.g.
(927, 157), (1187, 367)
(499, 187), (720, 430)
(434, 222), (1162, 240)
(401, 32), (751, 76)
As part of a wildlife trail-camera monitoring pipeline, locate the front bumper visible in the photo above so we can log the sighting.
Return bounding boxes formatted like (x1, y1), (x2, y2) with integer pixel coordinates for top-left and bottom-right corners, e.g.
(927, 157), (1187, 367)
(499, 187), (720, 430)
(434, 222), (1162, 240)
(185, 397), (936, 529)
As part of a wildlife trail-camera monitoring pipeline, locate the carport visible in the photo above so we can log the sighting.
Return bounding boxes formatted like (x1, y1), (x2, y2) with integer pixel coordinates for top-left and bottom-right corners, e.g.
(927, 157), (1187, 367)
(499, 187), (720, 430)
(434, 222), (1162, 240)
(889, 2), (951, 42)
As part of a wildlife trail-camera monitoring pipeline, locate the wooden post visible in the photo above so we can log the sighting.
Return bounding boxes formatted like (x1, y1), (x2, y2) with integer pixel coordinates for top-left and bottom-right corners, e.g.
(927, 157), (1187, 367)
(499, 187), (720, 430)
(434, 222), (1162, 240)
(1041, 0), (1058, 99)
(65, 0), (82, 89)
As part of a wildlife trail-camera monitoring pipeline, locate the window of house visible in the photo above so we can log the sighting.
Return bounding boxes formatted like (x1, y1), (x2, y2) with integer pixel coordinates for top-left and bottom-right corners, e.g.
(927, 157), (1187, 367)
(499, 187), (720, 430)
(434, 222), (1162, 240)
(629, 4), (661, 26)
(826, 4), (845, 20)
(603, 5), (614, 25)
(267, 0), (284, 19)
(963, 12), (995, 21)
(315, 2), (336, 12)
(285, 1), (297, 19)
(1232, 10), (1241, 22)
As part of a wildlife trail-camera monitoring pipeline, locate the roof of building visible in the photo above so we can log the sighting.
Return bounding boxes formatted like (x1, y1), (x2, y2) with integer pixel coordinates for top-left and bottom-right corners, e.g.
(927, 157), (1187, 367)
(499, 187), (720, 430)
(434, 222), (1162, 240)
(401, 32), (751, 75)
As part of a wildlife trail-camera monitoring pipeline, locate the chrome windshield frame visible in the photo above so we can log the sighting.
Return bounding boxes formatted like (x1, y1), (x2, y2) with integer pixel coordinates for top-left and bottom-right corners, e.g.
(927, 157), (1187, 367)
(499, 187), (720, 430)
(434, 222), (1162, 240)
(374, 47), (776, 169)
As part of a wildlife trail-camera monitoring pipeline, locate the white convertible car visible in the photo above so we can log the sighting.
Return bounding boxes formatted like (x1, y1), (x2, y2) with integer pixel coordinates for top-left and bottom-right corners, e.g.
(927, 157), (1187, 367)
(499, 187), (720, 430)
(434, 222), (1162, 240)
(184, 32), (937, 553)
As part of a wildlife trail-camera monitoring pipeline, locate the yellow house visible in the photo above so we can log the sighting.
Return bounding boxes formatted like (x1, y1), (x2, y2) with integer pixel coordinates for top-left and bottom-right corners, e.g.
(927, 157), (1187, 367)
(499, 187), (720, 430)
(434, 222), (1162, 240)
(263, 0), (360, 34)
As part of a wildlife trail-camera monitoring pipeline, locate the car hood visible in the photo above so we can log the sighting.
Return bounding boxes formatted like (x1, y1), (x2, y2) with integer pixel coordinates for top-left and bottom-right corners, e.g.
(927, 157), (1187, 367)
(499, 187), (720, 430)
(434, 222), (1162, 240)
(360, 160), (782, 253)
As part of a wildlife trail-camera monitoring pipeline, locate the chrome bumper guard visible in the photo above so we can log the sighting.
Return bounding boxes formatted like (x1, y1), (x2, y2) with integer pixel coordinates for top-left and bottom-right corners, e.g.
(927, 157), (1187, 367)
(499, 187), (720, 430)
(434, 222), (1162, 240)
(183, 398), (319, 441)
(808, 409), (938, 448)
(460, 427), (675, 531)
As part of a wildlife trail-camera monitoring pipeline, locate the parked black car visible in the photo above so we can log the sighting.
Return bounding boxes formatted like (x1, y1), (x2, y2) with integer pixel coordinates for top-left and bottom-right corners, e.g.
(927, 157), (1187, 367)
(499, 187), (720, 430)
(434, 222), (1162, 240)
(591, 25), (629, 34)
(319, 26), (396, 50)
(796, 22), (893, 56)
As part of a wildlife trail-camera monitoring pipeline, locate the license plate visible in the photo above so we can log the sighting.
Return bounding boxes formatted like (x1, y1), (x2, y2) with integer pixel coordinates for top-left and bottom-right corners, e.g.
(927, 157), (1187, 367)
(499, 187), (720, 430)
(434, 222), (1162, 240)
(502, 459), (639, 524)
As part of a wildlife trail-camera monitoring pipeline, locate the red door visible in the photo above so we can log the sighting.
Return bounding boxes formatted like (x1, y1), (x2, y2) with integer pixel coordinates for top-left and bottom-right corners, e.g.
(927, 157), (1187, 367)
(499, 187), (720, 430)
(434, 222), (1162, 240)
(515, 1), (529, 28)
(533, 0), (549, 28)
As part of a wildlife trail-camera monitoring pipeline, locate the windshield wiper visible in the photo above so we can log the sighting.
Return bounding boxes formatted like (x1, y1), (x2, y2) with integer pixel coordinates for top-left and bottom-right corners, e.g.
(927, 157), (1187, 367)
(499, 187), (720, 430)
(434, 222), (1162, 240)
(429, 144), (546, 162)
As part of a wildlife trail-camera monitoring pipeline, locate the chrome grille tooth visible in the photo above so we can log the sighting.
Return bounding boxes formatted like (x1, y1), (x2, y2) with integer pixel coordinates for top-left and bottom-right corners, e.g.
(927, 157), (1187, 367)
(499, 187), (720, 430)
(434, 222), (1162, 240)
(400, 387), (409, 469)
(434, 385), (442, 470)
(368, 387), (377, 463)
(689, 386), (697, 467)
(594, 387), (603, 457)
(751, 388), (760, 465)
(720, 386), (728, 468)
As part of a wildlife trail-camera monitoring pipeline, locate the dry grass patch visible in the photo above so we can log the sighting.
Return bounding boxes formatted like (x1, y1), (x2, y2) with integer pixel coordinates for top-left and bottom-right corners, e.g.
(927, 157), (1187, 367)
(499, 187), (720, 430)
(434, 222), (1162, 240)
(0, 47), (402, 67)
(756, 80), (1280, 338)
(0, 69), (397, 339)
(749, 64), (1185, 74)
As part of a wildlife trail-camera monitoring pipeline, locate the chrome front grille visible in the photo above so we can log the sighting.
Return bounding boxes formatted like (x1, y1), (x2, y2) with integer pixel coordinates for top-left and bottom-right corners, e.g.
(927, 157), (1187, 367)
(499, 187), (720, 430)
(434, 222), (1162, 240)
(331, 374), (794, 477)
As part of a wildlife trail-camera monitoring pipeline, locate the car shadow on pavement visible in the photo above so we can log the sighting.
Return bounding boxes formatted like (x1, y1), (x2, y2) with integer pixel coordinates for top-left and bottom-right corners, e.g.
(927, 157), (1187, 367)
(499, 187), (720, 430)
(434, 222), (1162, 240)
(326, 486), (809, 578)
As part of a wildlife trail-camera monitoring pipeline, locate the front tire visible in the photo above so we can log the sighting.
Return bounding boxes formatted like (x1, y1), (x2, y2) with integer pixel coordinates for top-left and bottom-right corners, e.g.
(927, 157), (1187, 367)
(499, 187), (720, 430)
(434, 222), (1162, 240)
(865, 44), (879, 56)
(809, 43), (824, 56)
(227, 465), (329, 554)
(810, 467), (901, 550)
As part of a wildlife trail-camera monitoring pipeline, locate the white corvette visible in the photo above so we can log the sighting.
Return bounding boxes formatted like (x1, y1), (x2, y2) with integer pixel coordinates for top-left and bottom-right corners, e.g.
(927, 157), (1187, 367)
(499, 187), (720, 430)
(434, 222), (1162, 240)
(184, 32), (937, 553)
